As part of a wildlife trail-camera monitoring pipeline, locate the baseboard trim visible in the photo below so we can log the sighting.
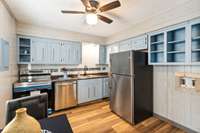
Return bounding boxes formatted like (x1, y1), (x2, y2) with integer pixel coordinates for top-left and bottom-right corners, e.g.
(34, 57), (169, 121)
(154, 113), (198, 133)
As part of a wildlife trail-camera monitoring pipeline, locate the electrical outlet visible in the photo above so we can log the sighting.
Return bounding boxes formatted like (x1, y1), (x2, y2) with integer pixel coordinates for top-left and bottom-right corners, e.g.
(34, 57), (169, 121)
(186, 77), (195, 89)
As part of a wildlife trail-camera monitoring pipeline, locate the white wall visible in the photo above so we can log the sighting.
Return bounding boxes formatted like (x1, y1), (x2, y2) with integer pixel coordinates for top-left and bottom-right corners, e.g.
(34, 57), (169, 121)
(106, 0), (200, 44)
(0, 0), (17, 128)
(154, 66), (200, 132)
(17, 23), (106, 44)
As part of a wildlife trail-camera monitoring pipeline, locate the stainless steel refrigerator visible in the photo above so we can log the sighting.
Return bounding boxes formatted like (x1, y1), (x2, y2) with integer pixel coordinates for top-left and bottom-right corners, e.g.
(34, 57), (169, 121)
(110, 51), (153, 124)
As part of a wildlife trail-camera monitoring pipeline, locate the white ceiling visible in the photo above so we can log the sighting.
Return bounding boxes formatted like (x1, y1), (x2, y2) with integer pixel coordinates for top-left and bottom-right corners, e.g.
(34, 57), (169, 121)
(6, 0), (190, 37)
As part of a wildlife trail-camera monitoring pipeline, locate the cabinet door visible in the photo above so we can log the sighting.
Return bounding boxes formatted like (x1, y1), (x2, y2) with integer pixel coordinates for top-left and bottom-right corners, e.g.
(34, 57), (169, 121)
(119, 39), (132, 52)
(59, 43), (66, 64)
(106, 46), (112, 64)
(90, 79), (103, 100)
(31, 38), (52, 64)
(96, 79), (103, 99)
(63, 44), (71, 64)
(107, 44), (119, 65)
(49, 41), (61, 64)
(77, 80), (90, 104)
(74, 43), (81, 64)
(89, 80), (96, 101)
(68, 45), (75, 64)
(65, 43), (81, 65)
(102, 78), (110, 98)
(132, 35), (147, 50)
(31, 39), (46, 64)
(99, 46), (107, 64)
(111, 44), (119, 53)
(73, 45), (81, 65)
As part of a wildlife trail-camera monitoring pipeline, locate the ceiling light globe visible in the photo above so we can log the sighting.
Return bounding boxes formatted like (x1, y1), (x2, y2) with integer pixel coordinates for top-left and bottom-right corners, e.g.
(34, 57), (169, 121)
(86, 13), (98, 25)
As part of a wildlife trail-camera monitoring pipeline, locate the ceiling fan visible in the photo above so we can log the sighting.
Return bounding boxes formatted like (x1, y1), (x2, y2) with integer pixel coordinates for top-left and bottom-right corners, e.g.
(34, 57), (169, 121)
(61, 0), (121, 25)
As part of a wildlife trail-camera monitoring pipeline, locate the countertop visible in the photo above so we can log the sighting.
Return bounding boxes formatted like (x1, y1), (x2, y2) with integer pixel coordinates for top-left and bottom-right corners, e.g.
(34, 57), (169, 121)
(52, 74), (109, 82)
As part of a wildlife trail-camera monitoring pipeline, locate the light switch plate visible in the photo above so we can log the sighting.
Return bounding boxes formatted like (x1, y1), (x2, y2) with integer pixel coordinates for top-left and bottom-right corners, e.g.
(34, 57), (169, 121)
(185, 77), (195, 89)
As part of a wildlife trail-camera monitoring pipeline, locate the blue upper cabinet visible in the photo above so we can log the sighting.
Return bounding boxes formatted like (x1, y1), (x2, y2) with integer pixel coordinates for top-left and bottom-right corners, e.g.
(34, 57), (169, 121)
(149, 23), (187, 65)
(148, 21), (190, 65)
(17, 36), (31, 64)
(148, 18), (200, 65)
(166, 26), (186, 64)
(63, 41), (81, 65)
(0, 39), (9, 71)
(149, 32), (165, 64)
(17, 35), (82, 65)
(99, 45), (107, 64)
(190, 18), (200, 64)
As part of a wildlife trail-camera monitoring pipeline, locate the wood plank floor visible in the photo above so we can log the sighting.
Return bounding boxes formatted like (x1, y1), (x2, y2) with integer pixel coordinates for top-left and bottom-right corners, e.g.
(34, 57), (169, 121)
(52, 101), (186, 133)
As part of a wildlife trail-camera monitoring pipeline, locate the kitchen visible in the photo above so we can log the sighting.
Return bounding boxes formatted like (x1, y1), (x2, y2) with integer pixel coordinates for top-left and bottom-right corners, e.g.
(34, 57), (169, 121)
(0, 0), (200, 133)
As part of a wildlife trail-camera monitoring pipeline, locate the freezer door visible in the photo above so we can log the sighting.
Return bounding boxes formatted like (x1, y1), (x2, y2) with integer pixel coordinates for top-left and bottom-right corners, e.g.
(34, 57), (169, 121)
(110, 74), (133, 123)
(110, 51), (132, 75)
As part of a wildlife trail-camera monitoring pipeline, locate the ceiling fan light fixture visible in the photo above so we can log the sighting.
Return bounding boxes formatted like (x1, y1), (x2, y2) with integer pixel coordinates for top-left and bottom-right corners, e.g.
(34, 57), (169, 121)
(86, 13), (98, 25)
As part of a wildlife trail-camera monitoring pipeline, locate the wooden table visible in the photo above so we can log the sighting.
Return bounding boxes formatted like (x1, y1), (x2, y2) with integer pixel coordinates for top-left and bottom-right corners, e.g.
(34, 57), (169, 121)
(0, 115), (73, 133)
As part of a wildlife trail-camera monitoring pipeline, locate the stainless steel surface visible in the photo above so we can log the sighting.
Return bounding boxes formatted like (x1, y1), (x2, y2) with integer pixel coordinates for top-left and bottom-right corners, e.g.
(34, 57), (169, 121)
(110, 51), (132, 76)
(110, 51), (153, 124)
(14, 81), (52, 93)
(14, 81), (52, 88)
(110, 74), (133, 123)
(55, 81), (77, 111)
(19, 69), (51, 82)
(20, 75), (51, 82)
(110, 51), (133, 124)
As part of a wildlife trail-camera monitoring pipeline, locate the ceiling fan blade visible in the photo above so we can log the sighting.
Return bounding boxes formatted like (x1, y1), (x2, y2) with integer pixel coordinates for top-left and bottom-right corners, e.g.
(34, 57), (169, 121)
(61, 10), (85, 14)
(98, 15), (113, 24)
(99, 1), (121, 12)
(81, 0), (91, 8)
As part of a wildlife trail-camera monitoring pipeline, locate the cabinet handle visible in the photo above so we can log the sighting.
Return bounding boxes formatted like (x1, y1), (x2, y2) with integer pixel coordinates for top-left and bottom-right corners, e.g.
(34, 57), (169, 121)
(53, 48), (55, 61)
(94, 87), (96, 97)
(42, 48), (45, 59)
(88, 87), (90, 98)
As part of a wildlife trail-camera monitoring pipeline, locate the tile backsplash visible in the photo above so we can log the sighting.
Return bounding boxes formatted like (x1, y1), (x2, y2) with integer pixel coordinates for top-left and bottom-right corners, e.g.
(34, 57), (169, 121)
(19, 64), (109, 75)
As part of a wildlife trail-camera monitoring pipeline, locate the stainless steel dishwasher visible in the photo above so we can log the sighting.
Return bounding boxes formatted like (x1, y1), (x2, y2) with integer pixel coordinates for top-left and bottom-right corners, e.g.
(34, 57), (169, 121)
(55, 80), (77, 111)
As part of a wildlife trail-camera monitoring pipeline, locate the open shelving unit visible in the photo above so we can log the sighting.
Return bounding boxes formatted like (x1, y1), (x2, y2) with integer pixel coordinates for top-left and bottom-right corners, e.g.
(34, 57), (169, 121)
(167, 27), (185, 63)
(191, 23), (200, 62)
(148, 18), (200, 65)
(150, 33), (164, 63)
(18, 37), (31, 63)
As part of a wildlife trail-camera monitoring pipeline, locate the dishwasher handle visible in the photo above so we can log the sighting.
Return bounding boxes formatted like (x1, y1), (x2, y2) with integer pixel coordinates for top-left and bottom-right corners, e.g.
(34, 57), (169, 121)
(55, 81), (77, 86)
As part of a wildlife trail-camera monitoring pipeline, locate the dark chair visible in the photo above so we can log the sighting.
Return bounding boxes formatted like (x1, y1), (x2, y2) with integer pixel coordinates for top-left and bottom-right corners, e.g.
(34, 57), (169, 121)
(5, 93), (48, 124)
